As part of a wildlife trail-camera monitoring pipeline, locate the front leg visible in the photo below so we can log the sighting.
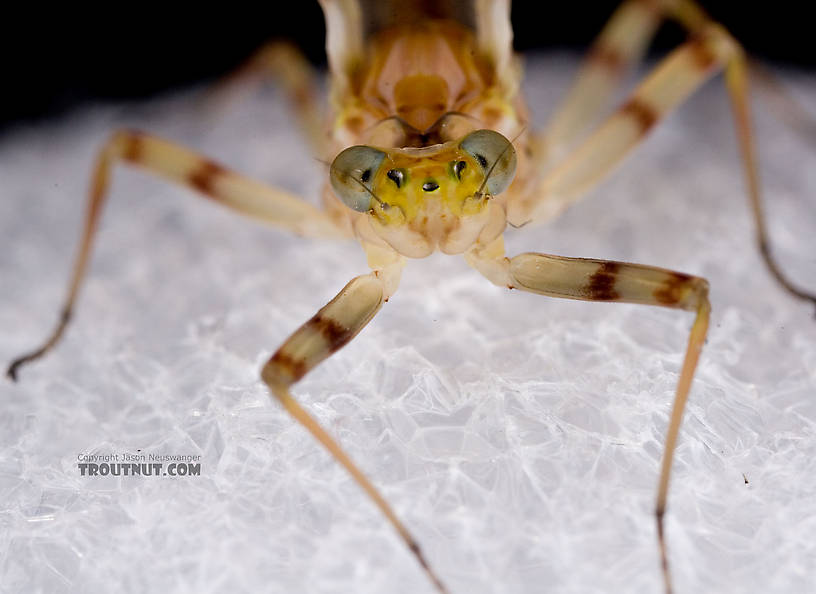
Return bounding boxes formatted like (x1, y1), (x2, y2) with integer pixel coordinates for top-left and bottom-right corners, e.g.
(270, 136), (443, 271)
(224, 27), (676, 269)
(467, 238), (710, 594)
(259, 259), (449, 594)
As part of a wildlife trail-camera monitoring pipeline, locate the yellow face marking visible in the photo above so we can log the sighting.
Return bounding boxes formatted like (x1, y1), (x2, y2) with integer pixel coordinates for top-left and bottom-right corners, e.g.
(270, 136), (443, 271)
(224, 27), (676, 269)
(331, 129), (517, 222)
(330, 129), (516, 256)
(369, 143), (488, 225)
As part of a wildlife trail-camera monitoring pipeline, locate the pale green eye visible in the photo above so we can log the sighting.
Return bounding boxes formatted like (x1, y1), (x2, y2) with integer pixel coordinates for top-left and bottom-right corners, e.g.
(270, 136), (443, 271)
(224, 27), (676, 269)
(460, 129), (517, 196)
(330, 146), (386, 212)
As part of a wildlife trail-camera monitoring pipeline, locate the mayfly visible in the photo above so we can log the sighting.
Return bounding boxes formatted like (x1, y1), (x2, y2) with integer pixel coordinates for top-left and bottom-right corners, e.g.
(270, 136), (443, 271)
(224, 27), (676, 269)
(8, 1), (815, 593)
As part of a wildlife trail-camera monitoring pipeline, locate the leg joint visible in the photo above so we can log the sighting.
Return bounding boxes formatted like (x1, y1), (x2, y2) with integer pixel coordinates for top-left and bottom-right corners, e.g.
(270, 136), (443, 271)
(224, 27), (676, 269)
(261, 352), (304, 390)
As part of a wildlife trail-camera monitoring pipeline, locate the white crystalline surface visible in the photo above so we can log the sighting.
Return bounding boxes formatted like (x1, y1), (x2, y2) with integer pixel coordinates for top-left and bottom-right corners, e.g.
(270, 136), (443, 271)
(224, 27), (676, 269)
(1, 56), (815, 594)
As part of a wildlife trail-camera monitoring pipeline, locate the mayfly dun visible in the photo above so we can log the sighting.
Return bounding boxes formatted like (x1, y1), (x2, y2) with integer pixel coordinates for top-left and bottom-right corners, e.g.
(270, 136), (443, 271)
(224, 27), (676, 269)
(8, 1), (815, 593)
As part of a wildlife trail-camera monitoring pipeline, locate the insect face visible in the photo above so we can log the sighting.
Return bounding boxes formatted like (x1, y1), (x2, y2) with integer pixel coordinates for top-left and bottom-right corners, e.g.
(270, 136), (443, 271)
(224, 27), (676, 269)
(330, 129), (517, 257)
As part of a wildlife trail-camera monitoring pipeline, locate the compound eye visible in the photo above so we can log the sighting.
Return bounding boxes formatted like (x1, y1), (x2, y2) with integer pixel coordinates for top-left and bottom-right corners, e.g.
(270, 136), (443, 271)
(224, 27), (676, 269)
(329, 146), (386, 212)
(460, 129), (517, 196)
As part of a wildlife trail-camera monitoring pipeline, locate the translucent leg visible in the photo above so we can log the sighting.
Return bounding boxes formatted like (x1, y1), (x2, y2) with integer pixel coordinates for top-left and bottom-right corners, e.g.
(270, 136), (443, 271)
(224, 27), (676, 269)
(7, 130), (346, 380)
(468, 238), (711, 594)
(259, 261), (449, 593)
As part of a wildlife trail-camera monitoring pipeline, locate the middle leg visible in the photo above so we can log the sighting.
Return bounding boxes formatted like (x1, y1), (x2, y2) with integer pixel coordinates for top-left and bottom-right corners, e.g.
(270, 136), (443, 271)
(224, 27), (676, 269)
(207, 42), (328, 158)
(542, 0), (717, 160)
(7, 130), (348, 380)
(517, 24), (816, 308)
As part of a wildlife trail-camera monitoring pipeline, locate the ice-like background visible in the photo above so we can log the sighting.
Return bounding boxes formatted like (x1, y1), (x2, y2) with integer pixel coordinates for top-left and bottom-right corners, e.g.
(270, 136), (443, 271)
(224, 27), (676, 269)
(1, 55), (815, 594)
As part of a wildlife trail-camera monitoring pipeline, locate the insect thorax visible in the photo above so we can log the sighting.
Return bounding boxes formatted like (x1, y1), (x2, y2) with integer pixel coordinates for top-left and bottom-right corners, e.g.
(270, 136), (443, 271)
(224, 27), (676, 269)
(322, 8), (531, 258)
(331, 18), (523, 148)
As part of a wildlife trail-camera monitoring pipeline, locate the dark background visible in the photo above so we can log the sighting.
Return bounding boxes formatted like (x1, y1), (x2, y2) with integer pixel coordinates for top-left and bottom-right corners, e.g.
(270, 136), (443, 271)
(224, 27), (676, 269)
(2, 1), (813, 134)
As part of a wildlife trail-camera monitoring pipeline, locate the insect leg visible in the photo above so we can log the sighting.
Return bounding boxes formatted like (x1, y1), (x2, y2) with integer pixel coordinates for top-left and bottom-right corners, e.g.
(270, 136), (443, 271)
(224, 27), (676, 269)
(7, 130), (347, 380)
(544, 0), (671, 158)
(536, 28), (732, 204)
(260, 262), (449, 594)
(525, 26), (816, 308)
(542, 0), (721, 160)
(467, 238), (710, 594)
(211, 42), (327, 157)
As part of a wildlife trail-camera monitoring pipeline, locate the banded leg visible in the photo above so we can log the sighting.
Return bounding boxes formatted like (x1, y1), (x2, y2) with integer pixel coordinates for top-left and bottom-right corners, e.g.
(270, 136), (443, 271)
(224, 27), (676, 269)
(521, 24), (816, 308)
(534, 26), (733, 205)
(259, 263), (449, 594)
(543, 0), (673, 159)
(211, 42), (327, 158)
(542, 0), (714, 160)
(7, 130), (347, 380)
(467, 238), (710, 594)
